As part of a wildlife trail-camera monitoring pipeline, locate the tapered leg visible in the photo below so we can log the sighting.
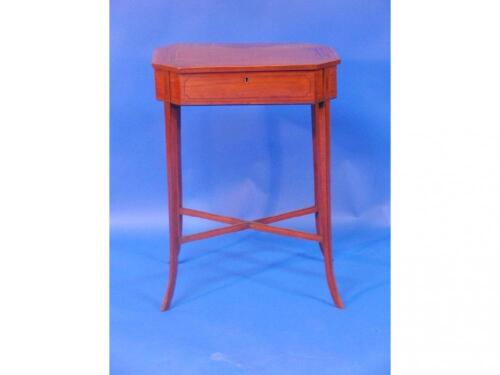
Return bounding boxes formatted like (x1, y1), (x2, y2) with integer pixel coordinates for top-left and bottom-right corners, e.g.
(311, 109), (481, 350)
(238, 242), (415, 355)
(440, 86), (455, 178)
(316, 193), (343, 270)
(161, 102), (182, 311)
(312, 101), (344, 308)
(311, 105), (324, 256)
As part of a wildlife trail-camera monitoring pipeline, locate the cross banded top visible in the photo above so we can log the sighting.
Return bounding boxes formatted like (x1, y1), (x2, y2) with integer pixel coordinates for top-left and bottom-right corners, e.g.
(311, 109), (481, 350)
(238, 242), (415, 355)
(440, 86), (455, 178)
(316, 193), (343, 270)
(152, 43), (341, 73)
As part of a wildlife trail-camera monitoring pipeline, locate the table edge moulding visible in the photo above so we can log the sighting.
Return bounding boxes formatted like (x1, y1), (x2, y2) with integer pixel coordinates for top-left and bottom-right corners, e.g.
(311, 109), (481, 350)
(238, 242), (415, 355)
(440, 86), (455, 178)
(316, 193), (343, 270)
(152, 43), (344, 311)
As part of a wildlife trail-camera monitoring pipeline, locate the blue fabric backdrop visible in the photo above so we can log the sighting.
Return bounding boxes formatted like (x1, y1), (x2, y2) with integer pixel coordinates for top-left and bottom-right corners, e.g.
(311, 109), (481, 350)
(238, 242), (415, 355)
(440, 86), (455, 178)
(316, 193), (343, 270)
(111, 1), (390, 374)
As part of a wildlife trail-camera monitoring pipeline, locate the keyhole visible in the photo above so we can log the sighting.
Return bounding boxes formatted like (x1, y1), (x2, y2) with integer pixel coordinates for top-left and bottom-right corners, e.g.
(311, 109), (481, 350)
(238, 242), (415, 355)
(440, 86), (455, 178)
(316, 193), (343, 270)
(244, 77), (249, 83)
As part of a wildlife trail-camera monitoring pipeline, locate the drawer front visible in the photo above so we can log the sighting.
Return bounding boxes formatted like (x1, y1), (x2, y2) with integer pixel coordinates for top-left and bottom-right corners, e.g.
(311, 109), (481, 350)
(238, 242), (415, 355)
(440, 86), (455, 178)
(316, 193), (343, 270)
(171, 71), (317, 105)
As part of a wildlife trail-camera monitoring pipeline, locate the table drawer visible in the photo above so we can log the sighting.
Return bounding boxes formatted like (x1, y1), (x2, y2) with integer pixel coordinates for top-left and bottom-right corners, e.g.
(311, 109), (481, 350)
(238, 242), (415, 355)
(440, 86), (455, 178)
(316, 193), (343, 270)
(171, 71), (317, 105)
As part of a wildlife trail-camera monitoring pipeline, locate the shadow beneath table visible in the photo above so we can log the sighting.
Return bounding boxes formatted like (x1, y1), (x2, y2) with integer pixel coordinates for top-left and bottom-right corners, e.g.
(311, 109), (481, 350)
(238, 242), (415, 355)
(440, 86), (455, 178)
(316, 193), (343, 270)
(173, 244), (333, 308)
(170, 233), (362, 309)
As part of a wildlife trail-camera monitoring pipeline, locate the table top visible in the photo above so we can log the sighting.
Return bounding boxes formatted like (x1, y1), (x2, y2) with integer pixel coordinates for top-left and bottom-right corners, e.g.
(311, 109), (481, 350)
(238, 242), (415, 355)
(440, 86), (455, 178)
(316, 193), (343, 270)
(152, 43), (340, 73)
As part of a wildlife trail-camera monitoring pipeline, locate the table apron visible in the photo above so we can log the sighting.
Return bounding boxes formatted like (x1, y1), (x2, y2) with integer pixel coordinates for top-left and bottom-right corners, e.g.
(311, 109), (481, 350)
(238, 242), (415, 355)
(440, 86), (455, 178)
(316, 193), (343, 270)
(155, 68), (337, 105)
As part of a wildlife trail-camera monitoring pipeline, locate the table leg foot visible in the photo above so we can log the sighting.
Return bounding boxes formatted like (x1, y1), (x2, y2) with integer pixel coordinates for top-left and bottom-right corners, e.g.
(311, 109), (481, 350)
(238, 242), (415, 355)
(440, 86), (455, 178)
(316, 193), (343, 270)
(160, 245), (179, 311)
(322, 240), (344, 309)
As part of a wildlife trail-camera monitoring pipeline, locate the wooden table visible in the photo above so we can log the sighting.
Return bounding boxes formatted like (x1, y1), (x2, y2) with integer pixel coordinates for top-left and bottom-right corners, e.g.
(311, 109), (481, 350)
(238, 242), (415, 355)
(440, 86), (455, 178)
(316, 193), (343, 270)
(152, 43), (343, 311)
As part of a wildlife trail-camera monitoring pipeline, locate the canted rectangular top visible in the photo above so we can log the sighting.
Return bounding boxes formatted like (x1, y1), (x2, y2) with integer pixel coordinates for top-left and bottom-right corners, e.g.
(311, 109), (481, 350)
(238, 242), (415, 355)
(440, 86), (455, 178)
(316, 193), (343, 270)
(152, 43), (340, 73)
